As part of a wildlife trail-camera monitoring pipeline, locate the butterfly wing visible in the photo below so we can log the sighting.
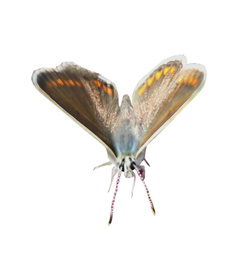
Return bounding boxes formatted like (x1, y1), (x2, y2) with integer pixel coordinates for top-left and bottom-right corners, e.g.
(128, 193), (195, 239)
(132, 55), (206, 157)
(32, 62), (119, 158)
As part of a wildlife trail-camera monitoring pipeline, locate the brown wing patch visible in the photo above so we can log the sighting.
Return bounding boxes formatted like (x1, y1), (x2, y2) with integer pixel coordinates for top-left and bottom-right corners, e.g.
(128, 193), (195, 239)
(132, 56), (206, 157)
(32, 63), (119, 157)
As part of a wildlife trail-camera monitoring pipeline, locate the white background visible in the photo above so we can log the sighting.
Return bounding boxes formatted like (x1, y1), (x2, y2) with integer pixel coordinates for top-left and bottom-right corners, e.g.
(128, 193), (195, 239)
(1, 0), (243, 259)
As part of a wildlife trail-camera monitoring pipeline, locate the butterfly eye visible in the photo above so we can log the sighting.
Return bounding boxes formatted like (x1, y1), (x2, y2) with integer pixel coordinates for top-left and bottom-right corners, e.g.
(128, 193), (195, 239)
(119, 164), (124, 172)
(129, 159), (136, 170)
(119, 158), (125, 172)
(130, 162), (135, 170)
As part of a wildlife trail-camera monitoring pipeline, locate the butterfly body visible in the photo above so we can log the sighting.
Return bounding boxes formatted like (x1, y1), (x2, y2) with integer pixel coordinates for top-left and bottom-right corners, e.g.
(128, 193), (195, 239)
(112, 95), (143, 157)
(32, 55), (206, 224)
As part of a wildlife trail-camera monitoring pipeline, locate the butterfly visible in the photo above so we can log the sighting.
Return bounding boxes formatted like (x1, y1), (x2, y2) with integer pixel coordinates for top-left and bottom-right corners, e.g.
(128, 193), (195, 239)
(32, 55), (206, 224)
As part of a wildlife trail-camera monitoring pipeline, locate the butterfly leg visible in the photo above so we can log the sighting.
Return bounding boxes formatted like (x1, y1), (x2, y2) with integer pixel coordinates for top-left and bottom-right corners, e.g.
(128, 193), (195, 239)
(144, 158), (150, 167)
(108, 170), (122, 225)
(131, 172), (136, 198)
(93, 161), (112, 171)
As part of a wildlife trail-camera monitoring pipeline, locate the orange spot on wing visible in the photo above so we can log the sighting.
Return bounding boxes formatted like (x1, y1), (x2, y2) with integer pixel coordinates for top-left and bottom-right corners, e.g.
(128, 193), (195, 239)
(94, 80), (101, 88)
(56, 78), (64, 86)
(138, 83), (147, 96)
(69, 79), (75, 86)
(163, 67), (171, 75)
(51, 80), (58, 87)
(75, 80), (82, 87)
(188, 76), (194, 85)
(170, 67), (176, 74)
(176, 76), (184, 84)
(64, 80), (70, 87)
(47, 82), (53, 87)
(176, 75), (198, 87)
(147, 75), (154, 86)
(103, 85), (113, 95)
(184, 76), (189, 83)
(155, 70), (163, 80)
(192, 78), (198, 87)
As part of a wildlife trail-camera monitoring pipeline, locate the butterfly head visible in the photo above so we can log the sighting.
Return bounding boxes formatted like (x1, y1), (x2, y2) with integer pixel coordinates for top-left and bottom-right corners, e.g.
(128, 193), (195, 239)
(120, 156), (135, 177)
(118, 155), (145, 180)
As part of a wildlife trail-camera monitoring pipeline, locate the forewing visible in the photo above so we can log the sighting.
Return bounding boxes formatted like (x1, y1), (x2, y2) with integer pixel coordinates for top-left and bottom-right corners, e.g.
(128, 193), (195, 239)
(32, 62), (119, 157)
(133, 55), (206, 157)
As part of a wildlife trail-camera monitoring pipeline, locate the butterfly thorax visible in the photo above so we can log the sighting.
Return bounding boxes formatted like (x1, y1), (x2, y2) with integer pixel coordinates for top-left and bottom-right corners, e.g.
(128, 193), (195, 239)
(112, 95), (143, 157)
